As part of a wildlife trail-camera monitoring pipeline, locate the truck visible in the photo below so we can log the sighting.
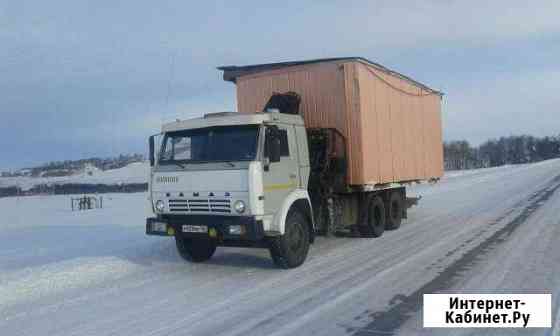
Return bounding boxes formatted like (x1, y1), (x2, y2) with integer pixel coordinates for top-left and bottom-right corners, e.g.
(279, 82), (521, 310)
(146, 57), (444, 269)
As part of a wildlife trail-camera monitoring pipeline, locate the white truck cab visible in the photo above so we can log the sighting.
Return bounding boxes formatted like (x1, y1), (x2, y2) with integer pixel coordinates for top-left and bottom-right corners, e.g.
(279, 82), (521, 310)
(146, 111), (315, 268)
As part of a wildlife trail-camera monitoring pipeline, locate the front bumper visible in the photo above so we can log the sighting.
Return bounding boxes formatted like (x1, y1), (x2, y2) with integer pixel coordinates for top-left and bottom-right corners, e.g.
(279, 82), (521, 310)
(146, 215), (265, 243)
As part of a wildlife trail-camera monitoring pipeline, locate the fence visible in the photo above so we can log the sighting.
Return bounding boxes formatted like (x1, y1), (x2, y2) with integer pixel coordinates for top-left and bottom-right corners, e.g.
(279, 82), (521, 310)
(71, 195), (103, 211)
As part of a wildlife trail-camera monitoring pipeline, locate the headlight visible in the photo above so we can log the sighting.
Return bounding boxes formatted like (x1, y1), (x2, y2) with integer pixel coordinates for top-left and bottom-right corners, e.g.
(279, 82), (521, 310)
(233, 200), (246, 214)
(155, 200), (165, 212)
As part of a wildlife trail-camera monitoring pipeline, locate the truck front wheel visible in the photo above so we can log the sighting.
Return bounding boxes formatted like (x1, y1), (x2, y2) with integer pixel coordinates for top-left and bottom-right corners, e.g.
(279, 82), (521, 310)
(175, 236), (216, 263)
(269, 209), (310, 269)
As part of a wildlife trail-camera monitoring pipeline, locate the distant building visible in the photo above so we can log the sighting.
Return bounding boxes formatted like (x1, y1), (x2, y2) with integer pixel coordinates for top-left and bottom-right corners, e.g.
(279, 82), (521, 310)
(18, 169), (32, 176)
(83, 163), (100, 176)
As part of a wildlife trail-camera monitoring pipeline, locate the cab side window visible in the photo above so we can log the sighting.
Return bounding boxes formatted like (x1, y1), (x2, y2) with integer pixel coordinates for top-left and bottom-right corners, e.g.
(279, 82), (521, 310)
(279, 129), (289, 157)
(265, 128), (290, 158)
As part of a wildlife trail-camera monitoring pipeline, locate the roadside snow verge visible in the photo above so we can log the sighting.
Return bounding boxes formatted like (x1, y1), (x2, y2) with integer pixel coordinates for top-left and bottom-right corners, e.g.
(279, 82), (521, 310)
(0, 256), (138, 308)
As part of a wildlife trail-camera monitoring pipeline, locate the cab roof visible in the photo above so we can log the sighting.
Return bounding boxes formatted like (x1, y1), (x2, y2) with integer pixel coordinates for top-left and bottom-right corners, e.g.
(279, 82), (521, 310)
(161, 112), (304, 133)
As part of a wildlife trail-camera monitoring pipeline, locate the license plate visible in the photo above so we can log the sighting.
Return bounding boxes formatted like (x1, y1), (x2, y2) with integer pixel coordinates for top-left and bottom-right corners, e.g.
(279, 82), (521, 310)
(182, 225), (208, 233)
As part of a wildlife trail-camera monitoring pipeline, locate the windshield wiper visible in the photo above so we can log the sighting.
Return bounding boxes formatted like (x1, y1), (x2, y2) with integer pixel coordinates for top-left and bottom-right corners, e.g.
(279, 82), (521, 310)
(160, 161), (186, 168)
(162, 160), (238, 167)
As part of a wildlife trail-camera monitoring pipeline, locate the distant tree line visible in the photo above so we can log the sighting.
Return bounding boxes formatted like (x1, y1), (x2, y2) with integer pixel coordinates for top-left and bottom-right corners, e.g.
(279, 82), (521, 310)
(1, 153), (144, 177)
(444, 135), (560, 170)
(0, 183), (148, 198)
(38, 153), (144, 174)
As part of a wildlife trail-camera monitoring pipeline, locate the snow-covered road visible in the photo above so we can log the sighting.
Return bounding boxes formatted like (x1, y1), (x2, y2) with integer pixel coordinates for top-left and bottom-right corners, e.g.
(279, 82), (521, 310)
(1, 160), (559, 336)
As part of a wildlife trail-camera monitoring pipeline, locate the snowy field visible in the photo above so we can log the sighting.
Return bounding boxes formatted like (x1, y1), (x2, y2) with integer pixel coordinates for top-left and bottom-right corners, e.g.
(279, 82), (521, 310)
(1, 159), (560, 335)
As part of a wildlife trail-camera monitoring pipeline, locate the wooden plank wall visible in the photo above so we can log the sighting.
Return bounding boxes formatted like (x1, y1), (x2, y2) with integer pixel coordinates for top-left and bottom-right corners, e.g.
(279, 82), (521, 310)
(355, 62), (443, 184)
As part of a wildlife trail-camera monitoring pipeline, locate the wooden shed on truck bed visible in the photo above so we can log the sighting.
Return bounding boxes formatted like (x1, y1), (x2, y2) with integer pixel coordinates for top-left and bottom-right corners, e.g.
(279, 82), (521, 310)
(218, 57), (444, 187)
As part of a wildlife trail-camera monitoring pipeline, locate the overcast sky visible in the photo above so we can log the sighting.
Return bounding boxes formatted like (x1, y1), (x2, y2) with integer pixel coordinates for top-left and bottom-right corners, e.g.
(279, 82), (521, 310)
(1, 1), (559, 169)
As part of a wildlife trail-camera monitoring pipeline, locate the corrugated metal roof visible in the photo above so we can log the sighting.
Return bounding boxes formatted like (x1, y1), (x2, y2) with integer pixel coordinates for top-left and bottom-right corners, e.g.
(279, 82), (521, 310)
(218, 57), (443, 96)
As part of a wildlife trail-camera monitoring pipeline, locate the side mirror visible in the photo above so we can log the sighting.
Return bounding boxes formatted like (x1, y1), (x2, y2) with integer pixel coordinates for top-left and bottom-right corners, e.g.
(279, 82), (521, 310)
(149, 136), (155, 167)
(266, 126), (281, 163)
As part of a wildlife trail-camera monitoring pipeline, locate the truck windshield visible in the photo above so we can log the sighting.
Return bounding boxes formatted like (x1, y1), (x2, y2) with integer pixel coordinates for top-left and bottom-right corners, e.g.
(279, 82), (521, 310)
(159, 125), (259, 165)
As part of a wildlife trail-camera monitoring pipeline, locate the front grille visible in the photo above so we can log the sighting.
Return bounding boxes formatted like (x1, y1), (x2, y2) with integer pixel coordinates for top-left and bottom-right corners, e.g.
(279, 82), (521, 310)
(168, 199), (188, 212)
(168, 199), (231, 213)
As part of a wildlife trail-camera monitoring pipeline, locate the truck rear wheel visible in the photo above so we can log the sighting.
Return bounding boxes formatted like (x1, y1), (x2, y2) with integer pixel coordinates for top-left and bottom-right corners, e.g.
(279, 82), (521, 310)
(359, 196), (386, 237)
(386, 191), (403, 230)
(269, 209), (310, 269)
(175, 236), (216, 263)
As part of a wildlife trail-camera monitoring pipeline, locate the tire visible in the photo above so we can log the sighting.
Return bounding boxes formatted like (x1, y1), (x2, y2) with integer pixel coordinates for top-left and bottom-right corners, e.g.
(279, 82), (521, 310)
(386, 191), (403, 230)
(359, 196), (386, 237)
(175, 235), (216, 263)
(269, 209), (310, 269)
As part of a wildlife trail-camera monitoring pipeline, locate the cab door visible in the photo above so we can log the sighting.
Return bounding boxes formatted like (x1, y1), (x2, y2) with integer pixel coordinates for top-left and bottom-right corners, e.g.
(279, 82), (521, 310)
(262, 124), (299, 215)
